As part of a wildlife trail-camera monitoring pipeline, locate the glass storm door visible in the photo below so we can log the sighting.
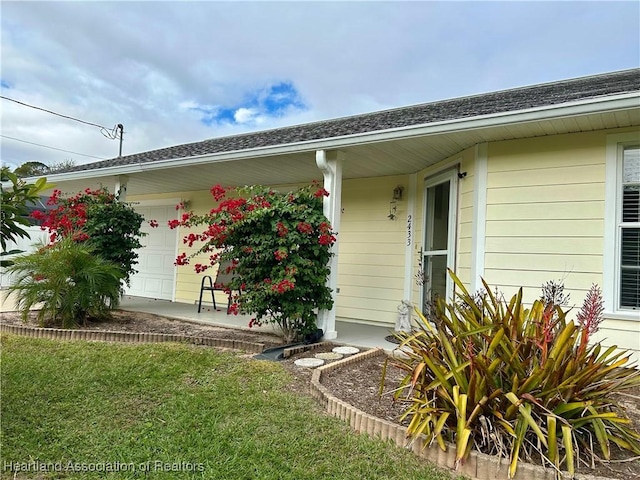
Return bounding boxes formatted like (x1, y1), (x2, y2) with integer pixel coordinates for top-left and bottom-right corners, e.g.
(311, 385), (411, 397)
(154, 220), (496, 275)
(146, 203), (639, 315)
(422, 170), (457, 311)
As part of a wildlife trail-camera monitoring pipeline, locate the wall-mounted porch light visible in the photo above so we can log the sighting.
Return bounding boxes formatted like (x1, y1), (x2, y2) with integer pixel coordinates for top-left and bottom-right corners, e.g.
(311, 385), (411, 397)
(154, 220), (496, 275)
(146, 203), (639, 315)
(388, 185), (404, 220)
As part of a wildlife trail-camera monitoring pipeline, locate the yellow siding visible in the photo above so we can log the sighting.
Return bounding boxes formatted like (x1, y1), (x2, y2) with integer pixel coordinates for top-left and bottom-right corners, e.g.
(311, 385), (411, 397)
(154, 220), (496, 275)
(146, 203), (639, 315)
(336, 175), (409, 326)
(483, 131), (607, 296)
(483, 128), (639, 361)
(454, 151), (475, 287)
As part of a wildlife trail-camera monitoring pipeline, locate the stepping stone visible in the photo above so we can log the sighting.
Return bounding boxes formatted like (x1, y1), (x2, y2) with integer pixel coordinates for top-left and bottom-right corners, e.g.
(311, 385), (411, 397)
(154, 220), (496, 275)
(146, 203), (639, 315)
(315, 352), (343, 361)
(294, 357), (325, 368)
(332, 346), (360, 356)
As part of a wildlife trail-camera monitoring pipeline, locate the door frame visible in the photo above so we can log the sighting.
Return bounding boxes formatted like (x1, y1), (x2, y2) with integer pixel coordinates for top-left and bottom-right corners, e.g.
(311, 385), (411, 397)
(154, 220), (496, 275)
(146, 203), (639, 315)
(421, 168), (458, 307)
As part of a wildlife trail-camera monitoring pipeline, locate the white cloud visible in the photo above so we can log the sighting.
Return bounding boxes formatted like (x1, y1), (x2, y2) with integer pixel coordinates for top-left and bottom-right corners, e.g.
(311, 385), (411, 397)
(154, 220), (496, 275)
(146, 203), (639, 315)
(234, 108), (258, 124)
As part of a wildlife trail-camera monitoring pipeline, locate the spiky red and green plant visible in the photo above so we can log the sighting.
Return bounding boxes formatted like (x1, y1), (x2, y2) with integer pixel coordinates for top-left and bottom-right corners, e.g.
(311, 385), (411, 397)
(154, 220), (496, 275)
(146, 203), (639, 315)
(386, 273), (640, 478)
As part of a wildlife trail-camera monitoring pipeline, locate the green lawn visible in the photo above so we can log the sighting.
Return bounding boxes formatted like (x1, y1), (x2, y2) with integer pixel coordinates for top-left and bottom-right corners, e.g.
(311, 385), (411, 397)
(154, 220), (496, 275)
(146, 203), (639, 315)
(1, 335), (456, 479)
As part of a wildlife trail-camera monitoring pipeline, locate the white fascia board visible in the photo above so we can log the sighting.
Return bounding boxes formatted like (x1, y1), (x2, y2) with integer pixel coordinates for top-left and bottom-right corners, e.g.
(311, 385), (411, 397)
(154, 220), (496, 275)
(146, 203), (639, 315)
(40, 93), (640, 184)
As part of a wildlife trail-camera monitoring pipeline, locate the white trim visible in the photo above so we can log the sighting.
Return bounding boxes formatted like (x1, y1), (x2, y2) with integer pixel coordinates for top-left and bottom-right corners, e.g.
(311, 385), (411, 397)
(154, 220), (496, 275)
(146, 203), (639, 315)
(471, 143), (488, 292)
(115, 175), (129, 202)
(603, 311), (640, 322)
(315, 150), (343, 340)
(38, 94), (640, 184)
(403, 173), (417, 302)
(604, 132), (640, 314)
(422, 168), (458, 303)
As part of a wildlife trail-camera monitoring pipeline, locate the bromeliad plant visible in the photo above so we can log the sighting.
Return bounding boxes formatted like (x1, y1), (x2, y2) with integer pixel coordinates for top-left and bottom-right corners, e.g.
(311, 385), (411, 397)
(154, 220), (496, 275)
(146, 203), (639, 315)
(170, 183), (336, 342)
(387, 272), (640, 478)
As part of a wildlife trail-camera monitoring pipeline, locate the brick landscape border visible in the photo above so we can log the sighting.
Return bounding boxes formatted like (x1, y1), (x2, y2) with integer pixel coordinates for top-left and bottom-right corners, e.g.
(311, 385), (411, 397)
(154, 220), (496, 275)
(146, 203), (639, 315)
(0, 323), (266, 353)
(309, 348), (615, 480)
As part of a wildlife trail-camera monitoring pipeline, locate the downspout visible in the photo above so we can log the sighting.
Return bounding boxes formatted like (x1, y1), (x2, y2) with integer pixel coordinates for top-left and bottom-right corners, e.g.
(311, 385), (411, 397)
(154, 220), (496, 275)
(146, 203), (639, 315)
(115, 175), (129, 202)
(315, 149), (343, 340)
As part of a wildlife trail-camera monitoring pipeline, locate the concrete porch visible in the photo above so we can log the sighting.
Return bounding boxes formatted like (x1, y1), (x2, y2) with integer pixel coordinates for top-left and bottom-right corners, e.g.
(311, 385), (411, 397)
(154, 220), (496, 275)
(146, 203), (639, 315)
(119, 296), (400, 351)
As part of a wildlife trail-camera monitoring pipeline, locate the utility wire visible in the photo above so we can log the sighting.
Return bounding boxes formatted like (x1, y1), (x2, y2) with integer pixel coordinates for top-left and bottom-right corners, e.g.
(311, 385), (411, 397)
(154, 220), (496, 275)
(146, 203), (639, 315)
(0, 134), (107, 160)
(1, 95), (107, 129)
(0, 95), (122, 140)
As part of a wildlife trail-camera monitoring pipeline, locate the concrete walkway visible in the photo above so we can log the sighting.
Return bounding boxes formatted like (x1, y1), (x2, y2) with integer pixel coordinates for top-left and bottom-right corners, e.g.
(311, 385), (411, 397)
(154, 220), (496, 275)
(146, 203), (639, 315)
(119, 295), (400, 351)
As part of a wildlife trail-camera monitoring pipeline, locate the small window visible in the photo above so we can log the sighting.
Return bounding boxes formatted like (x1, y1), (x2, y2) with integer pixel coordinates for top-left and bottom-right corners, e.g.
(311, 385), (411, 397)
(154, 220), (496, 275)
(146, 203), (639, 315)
(619, 146), (640, 309)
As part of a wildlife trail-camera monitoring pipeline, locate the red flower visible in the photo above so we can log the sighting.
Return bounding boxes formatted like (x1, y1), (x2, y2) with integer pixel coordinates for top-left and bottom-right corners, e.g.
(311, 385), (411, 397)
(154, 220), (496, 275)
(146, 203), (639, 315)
(228, 303), (239, 315)
(296, 222), (313, 235)
(71, 231), (90, 242)
(174, 252), (189, 266)
(183, 233), (200, 247)
(30, 210), (44, 221)
(210, 184), (227, 201)
(194, 264), (208, 273)
(148, 220), (159, 228)
(46, 189), (61, 206)
(248, 317), (262, 328)
(274, 249), (288, 261)
(276, 222), (288, 237)
(271, 279), (295, 293)
(314, 187), (330, 198)
(168, 219), (180, 229)
(319, 233), (336, 245)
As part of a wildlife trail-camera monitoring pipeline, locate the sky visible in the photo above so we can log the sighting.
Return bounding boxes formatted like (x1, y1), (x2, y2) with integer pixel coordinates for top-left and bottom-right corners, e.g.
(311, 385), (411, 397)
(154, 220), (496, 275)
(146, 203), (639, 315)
(1, 1), (639, 170)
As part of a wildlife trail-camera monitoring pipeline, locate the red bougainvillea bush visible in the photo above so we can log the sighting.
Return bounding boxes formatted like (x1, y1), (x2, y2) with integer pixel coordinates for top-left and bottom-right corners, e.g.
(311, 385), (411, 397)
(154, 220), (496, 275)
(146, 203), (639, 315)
(170, 184), (336, 342)
(31, 187), (145, 286)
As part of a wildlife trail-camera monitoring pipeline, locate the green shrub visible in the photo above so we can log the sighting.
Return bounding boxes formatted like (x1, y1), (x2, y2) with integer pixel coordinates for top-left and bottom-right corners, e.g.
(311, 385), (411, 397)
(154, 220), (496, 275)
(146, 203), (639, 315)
(387, 272), (640, 478)
(6, 237), (123, 328)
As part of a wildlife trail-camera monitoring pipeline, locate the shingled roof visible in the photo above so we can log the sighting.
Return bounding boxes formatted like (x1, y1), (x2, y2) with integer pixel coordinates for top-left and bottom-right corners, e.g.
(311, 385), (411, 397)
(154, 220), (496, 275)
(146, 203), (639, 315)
(67, 68), (640, 173)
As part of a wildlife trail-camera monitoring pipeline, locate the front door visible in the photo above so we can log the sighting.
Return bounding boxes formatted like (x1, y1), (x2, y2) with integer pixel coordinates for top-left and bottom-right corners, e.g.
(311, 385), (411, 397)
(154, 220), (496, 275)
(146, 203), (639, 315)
(422, 169), (457, 311)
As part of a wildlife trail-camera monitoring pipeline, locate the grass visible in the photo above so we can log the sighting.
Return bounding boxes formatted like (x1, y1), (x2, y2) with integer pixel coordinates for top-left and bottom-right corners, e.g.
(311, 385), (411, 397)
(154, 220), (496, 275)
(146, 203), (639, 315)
(0, 335), (457, 479)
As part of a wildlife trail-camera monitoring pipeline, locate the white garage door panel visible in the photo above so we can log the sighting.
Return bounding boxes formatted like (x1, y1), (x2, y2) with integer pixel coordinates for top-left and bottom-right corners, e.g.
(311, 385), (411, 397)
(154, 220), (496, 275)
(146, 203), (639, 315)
(125, 204), (177, 300)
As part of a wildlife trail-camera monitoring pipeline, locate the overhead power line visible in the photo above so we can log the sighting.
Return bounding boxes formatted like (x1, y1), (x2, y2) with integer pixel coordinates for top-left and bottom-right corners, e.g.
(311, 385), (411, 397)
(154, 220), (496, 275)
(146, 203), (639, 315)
(1, 95), (107, 129)
(0, 95), (125, 156)
(0, 134), (107, 160)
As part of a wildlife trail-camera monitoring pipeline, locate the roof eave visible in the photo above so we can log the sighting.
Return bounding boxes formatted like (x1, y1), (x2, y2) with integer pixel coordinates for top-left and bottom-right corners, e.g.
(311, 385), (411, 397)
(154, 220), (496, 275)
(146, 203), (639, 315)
(41, 92), (640, 184)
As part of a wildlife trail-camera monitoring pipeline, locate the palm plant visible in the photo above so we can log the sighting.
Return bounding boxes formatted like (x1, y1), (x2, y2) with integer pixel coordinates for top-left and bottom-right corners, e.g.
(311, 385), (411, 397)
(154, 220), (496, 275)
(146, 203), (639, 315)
(386, 272), (640, 478)
(6, 236), (123, 328)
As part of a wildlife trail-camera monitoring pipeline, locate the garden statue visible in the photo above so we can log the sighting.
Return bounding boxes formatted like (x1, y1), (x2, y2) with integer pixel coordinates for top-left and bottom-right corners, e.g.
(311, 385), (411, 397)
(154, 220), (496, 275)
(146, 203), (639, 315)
(395, 300), (413, 333)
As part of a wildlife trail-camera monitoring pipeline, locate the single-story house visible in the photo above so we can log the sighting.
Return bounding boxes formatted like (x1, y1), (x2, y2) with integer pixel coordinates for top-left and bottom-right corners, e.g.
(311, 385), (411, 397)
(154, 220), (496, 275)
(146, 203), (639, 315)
(15, 68), (640, 361)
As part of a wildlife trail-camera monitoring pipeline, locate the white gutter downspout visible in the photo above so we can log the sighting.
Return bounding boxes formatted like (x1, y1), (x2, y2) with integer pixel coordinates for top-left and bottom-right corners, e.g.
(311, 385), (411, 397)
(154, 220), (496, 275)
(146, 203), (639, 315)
(316, 149), (343, 340)
(115, 175), (129, 202)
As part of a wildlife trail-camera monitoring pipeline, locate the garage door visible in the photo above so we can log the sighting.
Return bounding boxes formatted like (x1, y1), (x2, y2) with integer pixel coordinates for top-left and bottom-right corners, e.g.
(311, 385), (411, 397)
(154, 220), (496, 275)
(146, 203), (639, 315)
(125, 204), (177, 300)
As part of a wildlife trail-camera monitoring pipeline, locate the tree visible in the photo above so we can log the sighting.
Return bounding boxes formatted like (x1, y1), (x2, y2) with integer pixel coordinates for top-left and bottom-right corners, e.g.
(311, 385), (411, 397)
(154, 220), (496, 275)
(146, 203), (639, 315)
(0, 166), (51, 267)
(171, 183), (336, 342)
(13, 159), (76, 178)
(13, 162), (50, 178)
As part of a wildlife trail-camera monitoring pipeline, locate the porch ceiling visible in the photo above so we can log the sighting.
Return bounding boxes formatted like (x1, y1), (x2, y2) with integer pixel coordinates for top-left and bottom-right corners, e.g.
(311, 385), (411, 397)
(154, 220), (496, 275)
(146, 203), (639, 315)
(47, 107), (640, 197)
